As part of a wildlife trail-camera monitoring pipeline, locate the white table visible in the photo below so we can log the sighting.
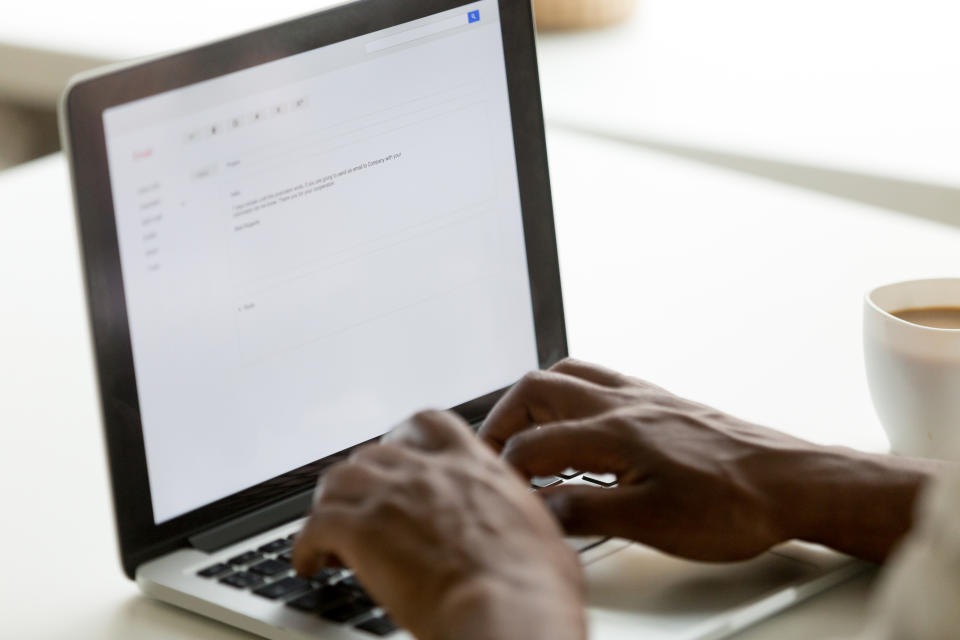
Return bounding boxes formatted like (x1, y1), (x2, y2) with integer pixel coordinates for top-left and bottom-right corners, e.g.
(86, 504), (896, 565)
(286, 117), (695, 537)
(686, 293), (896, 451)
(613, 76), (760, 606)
(7, 127), (960, 638)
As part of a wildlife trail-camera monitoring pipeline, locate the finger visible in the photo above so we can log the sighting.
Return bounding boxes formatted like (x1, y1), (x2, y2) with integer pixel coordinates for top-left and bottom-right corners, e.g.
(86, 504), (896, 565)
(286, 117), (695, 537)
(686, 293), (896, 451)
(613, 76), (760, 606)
(541, 484), (652, 538)
(479, 370), (613, 452)
(315, 461), (395, 505)
(543, 484), (749, 560)
(382, 409), (473, 451)
(501, 418), (633, 478)
(548, 358), (629, 388)
(292, 506), (358, 577)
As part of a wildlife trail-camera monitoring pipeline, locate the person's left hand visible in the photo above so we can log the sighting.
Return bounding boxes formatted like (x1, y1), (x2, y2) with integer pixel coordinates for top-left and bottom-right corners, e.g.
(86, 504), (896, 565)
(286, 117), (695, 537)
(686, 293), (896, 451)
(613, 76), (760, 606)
(292, 410), (586, 640)
(478, 358), (942, 564)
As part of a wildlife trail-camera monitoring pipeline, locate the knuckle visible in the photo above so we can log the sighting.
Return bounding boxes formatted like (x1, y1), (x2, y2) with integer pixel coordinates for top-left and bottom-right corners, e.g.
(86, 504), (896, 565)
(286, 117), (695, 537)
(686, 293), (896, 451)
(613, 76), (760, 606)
(520, 369), (548, 387)
(412, 408), (440, 423)
(350, 445), (378, 462)
(649, 391), (680, 408)
(501, 429), (534, 458)
(421, 410), (472, 446)
(408, 475), (435, 497)
(515, 369), (550, 396)
(386, 411), (461, 451)
(321, 463), (351, 488)
(324, 460), (376, 489)
(549, 357), (577, 371)
(313, 489), (336, 506)
(353, 442), (400, 463)
(350, 443), (381, 462)
(369, 494), (409, 521)
(600, 412), (643, 448)
(608, 414), (635, 438)
(411, 409), (453, 436)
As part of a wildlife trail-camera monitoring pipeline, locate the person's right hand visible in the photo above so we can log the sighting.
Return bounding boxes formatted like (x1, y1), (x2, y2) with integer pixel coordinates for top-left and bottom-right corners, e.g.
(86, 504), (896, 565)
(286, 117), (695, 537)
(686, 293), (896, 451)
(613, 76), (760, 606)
(292, 409), (586, 640)
(479, 359), (940, 562)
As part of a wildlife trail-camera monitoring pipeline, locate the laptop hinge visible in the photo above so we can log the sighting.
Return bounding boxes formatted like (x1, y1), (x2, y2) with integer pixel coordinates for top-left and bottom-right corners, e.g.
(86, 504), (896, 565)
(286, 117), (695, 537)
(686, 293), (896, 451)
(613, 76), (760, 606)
(188, 488), (314, 553)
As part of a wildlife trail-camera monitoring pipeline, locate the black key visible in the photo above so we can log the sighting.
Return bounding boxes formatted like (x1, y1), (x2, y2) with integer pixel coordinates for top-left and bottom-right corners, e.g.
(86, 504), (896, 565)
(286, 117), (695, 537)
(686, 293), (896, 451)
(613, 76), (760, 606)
(258, 538), (291, 554)
(228, 551), (262, 566)
(250, 558), (291, 577)
(353, 591), (376, 608)
(286, 589), (324, 612)
(286, 584), (352, 613)
(355, 615), (398, 636)
(339, 585), (375, 608)
(310, 567), (342, 584)
(530, 475), (561, 489)
(286, 532), (298, 540)
(220, 571), (264, 589)
(197, 563), (231, 578)
(337, 574), (361, 588)
(278, 551), (293, 563)
(557, 468), (581, 479)
(582, 473), (617, 487)
(253, 576), (311, 600)
(320, 598), (375, 623)
(337, 579), (376, 606)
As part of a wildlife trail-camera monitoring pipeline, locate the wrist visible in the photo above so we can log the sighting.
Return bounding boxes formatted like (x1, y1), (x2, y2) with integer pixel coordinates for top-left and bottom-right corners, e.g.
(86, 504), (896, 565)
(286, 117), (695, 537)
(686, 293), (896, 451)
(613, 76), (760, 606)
(433, 572), (586, 640)
(765, 445), (942, 561)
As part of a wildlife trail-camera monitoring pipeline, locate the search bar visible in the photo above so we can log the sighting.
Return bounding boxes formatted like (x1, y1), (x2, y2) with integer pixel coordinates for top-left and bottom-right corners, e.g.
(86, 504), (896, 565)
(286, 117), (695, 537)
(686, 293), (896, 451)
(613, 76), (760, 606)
(365, 13), (472, 54)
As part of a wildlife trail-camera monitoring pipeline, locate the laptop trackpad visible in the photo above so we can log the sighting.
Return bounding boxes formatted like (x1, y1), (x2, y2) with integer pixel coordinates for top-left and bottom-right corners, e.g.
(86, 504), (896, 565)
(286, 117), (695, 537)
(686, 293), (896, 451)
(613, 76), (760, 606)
(582, 541), (828, 639)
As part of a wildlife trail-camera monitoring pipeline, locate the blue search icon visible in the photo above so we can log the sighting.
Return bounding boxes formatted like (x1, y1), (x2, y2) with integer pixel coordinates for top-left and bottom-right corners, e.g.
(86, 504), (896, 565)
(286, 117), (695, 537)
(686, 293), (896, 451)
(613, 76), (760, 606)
(468, 10), (480, 23)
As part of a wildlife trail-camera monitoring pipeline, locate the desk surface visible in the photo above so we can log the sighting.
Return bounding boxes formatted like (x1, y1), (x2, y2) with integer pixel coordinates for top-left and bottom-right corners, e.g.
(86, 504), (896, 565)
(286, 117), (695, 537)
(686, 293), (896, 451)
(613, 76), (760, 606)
(4, 0), (960, 188)
(7, 127), (960, 638)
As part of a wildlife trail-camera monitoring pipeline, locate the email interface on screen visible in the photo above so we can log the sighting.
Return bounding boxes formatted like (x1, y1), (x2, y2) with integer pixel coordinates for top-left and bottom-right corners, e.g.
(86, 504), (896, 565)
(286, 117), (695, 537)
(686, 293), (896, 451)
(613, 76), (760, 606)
(101, 0), (538, 524)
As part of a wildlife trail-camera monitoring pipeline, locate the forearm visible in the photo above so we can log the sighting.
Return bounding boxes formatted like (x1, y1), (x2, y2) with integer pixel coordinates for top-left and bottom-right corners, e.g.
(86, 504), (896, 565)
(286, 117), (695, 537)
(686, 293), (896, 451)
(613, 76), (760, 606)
(769, 447), (946, 562)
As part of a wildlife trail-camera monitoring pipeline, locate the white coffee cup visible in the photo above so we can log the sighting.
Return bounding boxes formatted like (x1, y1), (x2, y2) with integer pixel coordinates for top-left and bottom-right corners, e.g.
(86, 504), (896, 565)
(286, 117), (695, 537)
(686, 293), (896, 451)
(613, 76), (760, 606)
(864, 278), (960, 459)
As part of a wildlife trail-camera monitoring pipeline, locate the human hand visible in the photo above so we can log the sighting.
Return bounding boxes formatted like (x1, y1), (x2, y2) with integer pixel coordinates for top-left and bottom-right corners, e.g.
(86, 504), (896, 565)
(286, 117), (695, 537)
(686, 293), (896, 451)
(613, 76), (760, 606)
(479, 358), (935, 562)
(292, 410), (586, 640)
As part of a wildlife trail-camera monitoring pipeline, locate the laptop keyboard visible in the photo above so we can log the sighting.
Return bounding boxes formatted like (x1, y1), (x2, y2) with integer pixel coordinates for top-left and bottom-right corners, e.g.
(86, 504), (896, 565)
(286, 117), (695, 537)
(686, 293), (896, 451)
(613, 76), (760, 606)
(195, 531), (396, 636)
(194, 470), (615, 637)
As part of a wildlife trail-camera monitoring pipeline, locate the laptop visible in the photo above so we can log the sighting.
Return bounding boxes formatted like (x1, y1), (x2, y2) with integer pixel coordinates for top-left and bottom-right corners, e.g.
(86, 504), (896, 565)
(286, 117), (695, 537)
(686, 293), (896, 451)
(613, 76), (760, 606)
(60, 0), (866, 637)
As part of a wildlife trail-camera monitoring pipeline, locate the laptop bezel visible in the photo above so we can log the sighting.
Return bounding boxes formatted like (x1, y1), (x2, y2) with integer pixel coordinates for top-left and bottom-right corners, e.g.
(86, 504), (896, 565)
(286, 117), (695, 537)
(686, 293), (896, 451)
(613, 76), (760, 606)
(62, 0), (564, 579)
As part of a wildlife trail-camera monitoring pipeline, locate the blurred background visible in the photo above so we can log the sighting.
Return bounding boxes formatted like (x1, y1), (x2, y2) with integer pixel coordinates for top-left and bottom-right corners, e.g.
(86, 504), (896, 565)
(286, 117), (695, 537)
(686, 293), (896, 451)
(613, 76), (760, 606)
(3, 0), (960, 225)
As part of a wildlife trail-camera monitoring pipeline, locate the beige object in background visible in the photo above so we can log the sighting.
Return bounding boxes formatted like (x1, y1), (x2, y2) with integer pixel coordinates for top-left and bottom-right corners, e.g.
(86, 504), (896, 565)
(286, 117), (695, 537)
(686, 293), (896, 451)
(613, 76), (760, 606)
(0, 102), (59, 170)
(533, 0), (637, 30)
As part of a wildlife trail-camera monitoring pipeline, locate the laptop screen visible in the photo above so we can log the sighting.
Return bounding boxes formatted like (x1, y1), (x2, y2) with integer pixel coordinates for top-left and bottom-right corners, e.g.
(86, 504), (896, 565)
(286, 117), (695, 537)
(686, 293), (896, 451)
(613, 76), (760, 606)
(100, 0), (538, 524)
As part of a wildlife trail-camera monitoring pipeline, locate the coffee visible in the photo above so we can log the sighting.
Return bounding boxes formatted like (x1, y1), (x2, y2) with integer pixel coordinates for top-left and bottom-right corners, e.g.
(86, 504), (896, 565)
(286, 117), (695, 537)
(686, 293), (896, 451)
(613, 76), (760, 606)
(892, 306), (960, 329)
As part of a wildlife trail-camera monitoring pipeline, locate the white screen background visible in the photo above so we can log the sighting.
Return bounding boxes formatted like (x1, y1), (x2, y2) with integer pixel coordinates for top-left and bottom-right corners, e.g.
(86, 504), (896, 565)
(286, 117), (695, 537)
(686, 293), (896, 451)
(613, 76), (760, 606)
(102, 1), (539, 523)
